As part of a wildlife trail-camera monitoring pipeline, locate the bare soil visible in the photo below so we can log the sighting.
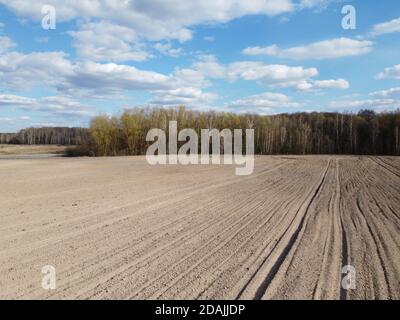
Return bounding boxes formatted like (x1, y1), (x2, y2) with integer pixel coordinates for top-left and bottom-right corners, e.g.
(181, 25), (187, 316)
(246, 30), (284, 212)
(0, 144), (67, 156)
(0, 156), (399, 300)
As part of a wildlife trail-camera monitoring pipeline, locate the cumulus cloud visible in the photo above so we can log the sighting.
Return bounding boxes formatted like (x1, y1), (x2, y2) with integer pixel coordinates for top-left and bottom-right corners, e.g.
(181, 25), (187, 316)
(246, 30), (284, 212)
(295, 79), (349, 91)
(0, 50), (176, 96)
(153, 42), (182, 57)
(150, 87), (218, 106)
(227, 92), (300, 114)
(312, 79), (349, 90)
(178, 55), (350, 92)
(68, 21), (151, 62)
(328, 86), (400, 112)
(0, 36), (16, 54)
(150, 55), (348, 104)
(243, 38), (373, 60)
(376, 65), (400, 80)
(0, 51), (73, 90)
(0, 117), (13, 122)
(0, 50), (327, 100)
(185, 55), (321, 89)
(297, 0), (333, 10)
(371, 17), (400, 36)
(0, 93), (94, 117)
(173, 68), (212, 90)
(370, 87), (400, 98)
(36, 96), (94, 117)
(0, 94), (36, 106)
(66, 61), (173, 93)
(0, 46), (349, 115)
(329, 98), (400, 112)
(191, 55), (228, 80)
(0, 49), (214, 106)
(0, 1), (348, 69)
(0, 0), (295, 42)
(243, 45), (279, 56)
(227, 62), (319, 88)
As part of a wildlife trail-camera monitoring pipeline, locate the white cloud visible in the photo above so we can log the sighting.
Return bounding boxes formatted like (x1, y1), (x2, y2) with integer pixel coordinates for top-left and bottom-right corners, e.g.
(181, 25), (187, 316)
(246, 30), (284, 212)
(329, 86), (400, 112)
(329, 98), (400, 112)
(0, 51), (73, 90)
(0, 117), (13, 122)
(0, 49), (218, 107)
(312, 79), (349, 90)
(243, 45), (279, 56)
(0, 36), (16, 54)
(0, 50), (176, 96)
(0, 47), (348, 113)
(371, 17), (400, 36)
(376, 65), (400, 80)
(0, 0), (344, 85)
(0, 0), (295, 42)
(67, 61), (173, 92)
(243, 38), (373, 60)
(173, 68), (211, 90)
(227, 92), (300, 114)
(68, 21), (151, 62)
(295, 79), (349, 91)
(297, 0), (333, 10)
(36, 96), (94, 117)
(154, 42), (182, 57)
(163, 56), (349, 105)
(0, 94), (36, 106)
(370, 87), (400, 98)
(191, 55), (228, 80)
(0, 93), (93, 117)
(187, 55), (321, 89)
(150, 87), (218, 106)
(179, 55), (349, 92)
(227, 62), (319, 88)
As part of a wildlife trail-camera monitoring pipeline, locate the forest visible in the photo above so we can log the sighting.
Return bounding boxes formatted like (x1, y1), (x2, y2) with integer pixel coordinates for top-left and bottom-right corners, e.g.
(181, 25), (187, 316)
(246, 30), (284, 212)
(1, 107), (399, 156)
(0, 127), (89, 145)
(86, 107), (400, 156)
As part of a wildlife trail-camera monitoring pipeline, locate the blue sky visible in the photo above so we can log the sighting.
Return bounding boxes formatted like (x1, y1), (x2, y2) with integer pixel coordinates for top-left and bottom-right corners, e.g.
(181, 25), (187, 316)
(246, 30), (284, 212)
(0, 0), (399, 132)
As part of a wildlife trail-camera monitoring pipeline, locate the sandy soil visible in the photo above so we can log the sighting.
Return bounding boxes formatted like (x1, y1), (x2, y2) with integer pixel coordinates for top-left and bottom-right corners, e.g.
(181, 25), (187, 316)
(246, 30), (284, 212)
(0, 156), (399, 300)
(0, 145), (67, 156)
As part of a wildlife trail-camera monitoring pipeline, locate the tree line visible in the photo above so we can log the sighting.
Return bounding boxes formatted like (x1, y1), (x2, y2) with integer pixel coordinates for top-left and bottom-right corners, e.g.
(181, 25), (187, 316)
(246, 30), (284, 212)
(0, 127), (89, 145)
(85, 107), (400, 156)
(1, 107), (399, 156)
